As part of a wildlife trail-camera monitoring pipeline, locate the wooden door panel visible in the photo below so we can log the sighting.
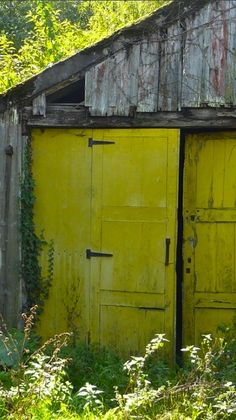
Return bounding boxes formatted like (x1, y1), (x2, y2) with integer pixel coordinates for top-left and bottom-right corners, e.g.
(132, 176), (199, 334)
(183, 132), (236, 346)
(193, 223), (235, 293)
(32, 128), (92, 340)
(101, 135), (168, 208)
(100, 305), (165, 355)
(100, 220), (166, 293)
(185, 133), (236, 209)
(195, 308), (236, 344)
(91, 129), (179, 356)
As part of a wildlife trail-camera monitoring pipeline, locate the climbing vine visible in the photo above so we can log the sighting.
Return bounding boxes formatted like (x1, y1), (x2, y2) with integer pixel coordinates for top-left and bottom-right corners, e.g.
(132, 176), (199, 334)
(20, 137), (53, 314)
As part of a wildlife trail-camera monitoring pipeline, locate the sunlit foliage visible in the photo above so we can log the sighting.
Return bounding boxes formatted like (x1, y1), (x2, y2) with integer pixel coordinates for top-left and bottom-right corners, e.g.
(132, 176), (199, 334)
(0, 0), (168, 93)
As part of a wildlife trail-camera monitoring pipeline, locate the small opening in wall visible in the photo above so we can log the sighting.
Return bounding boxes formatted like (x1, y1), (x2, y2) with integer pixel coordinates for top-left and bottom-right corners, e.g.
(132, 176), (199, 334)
(47, 78), (85, 104)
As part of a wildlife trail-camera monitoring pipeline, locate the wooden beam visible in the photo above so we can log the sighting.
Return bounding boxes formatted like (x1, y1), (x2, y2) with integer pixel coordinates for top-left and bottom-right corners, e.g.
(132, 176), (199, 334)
(0, 109), (24, 326)
(26, 105), (236, 129)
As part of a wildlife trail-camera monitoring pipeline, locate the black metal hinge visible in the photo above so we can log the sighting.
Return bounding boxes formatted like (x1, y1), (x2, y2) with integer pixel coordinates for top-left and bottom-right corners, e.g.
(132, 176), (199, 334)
(88, 138), (115, 147)
(86, 249), (113, 259)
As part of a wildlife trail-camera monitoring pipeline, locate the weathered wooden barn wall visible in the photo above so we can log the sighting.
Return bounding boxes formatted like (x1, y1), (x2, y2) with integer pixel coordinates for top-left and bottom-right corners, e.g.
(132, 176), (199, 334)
(0, 108), (25, 325)
(85, 0), (236, 115)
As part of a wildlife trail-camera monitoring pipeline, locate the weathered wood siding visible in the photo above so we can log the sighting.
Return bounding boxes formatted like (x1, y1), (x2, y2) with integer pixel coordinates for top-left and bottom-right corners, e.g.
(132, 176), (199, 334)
(182, 0), (236, 107)
(85, 0), (236, 115)
(85, 36), (160, 116)
(0, 108), (24, 325)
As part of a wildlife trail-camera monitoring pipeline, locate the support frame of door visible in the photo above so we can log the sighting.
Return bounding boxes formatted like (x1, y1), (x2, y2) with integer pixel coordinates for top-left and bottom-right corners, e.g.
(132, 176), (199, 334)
(176, 131), (185, 362)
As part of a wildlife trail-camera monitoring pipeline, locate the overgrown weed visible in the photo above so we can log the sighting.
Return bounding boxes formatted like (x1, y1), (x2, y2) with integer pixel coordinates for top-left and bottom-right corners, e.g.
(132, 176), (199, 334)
(61, 340), (127, 407)
(0, 307), (235, 419)
(0, 306), (72, 418)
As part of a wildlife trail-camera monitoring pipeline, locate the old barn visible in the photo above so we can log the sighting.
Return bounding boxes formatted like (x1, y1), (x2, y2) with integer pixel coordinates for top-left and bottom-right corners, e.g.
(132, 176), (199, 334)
(0, 0), (236, 358)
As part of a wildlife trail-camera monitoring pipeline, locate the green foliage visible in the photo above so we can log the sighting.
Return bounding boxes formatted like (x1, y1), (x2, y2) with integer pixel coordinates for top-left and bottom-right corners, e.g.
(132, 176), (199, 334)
(0, 0), (169, 93)
(75, 383), (104, 413)
(77, 0), (168, 44)
(115, 334), (169, 418)
(113, 333), (236, 419)
(61, 341), (127, 406)
(0, 34), (18, 92)
(0, 306), (39, 374)
(0, 314), (235, 419)
(20, 140), (54, 313)
(0, 1), (34, 49)
(0, 0), (82, 49)
(215, 316), (236, 384)
(0, 306), (72, 419)
(20, 140), (44, 311)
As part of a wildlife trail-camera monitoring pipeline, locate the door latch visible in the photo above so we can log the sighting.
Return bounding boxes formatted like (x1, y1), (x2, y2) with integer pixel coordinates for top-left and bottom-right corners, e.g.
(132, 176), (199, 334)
(165, 238), (170, 266)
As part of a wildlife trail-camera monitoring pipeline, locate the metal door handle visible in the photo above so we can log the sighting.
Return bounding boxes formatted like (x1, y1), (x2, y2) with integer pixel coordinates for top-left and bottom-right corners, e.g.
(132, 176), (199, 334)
(165, 238), (170, 266)
(86, 249), (113, 259)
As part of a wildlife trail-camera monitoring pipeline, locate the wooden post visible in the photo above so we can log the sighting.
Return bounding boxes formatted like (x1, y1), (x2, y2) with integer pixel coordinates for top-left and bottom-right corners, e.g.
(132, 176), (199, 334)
(0, 108), (24, 326)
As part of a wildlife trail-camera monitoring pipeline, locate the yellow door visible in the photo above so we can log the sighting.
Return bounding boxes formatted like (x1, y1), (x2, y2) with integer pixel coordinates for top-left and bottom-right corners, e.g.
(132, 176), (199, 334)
(183, 132), (236, 346)
(32, 128), (179, 356)
(32, 129), (92, 341)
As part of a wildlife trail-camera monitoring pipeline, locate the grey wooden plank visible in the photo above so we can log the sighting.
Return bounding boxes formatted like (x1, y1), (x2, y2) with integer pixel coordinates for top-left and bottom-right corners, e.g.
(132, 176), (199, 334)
(5, 119), (19, 325)
(182, 1), (236, 107)
(85, 67), (95, 108)
(206, 0), (236, 106)
(225, 4), (236, 105)
(137, 35), (159, 112)
(127, 42), (140, 110)
(92, 59), (110, 116)
(0, 108), (22, 326)
(182, 5), (210, 107)
(112, 48), (129, 116)
(0, 122), (7, 319)
(158, 24), (182, 111)
(32, 93), (46, 116)
(107, 55), (117, 115)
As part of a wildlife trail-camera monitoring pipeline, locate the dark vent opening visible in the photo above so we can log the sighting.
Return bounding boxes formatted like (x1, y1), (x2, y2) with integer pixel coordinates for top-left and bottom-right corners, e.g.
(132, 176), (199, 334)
(47, 78), (85, 104)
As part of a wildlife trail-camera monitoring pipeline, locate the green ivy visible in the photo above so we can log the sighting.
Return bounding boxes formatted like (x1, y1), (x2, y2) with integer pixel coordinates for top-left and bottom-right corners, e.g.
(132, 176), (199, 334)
(20, 137), (53, 314)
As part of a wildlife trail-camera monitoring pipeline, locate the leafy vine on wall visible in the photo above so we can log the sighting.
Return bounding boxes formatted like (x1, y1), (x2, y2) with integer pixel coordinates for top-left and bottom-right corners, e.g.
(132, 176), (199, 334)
(20, 136), (54, 314)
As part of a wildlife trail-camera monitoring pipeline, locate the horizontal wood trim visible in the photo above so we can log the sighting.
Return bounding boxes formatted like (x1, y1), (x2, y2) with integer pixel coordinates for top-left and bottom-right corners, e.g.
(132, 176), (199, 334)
(26, 106), (236, 129)
(194, 294), (236, 308)
(100, 290), (165, 308)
